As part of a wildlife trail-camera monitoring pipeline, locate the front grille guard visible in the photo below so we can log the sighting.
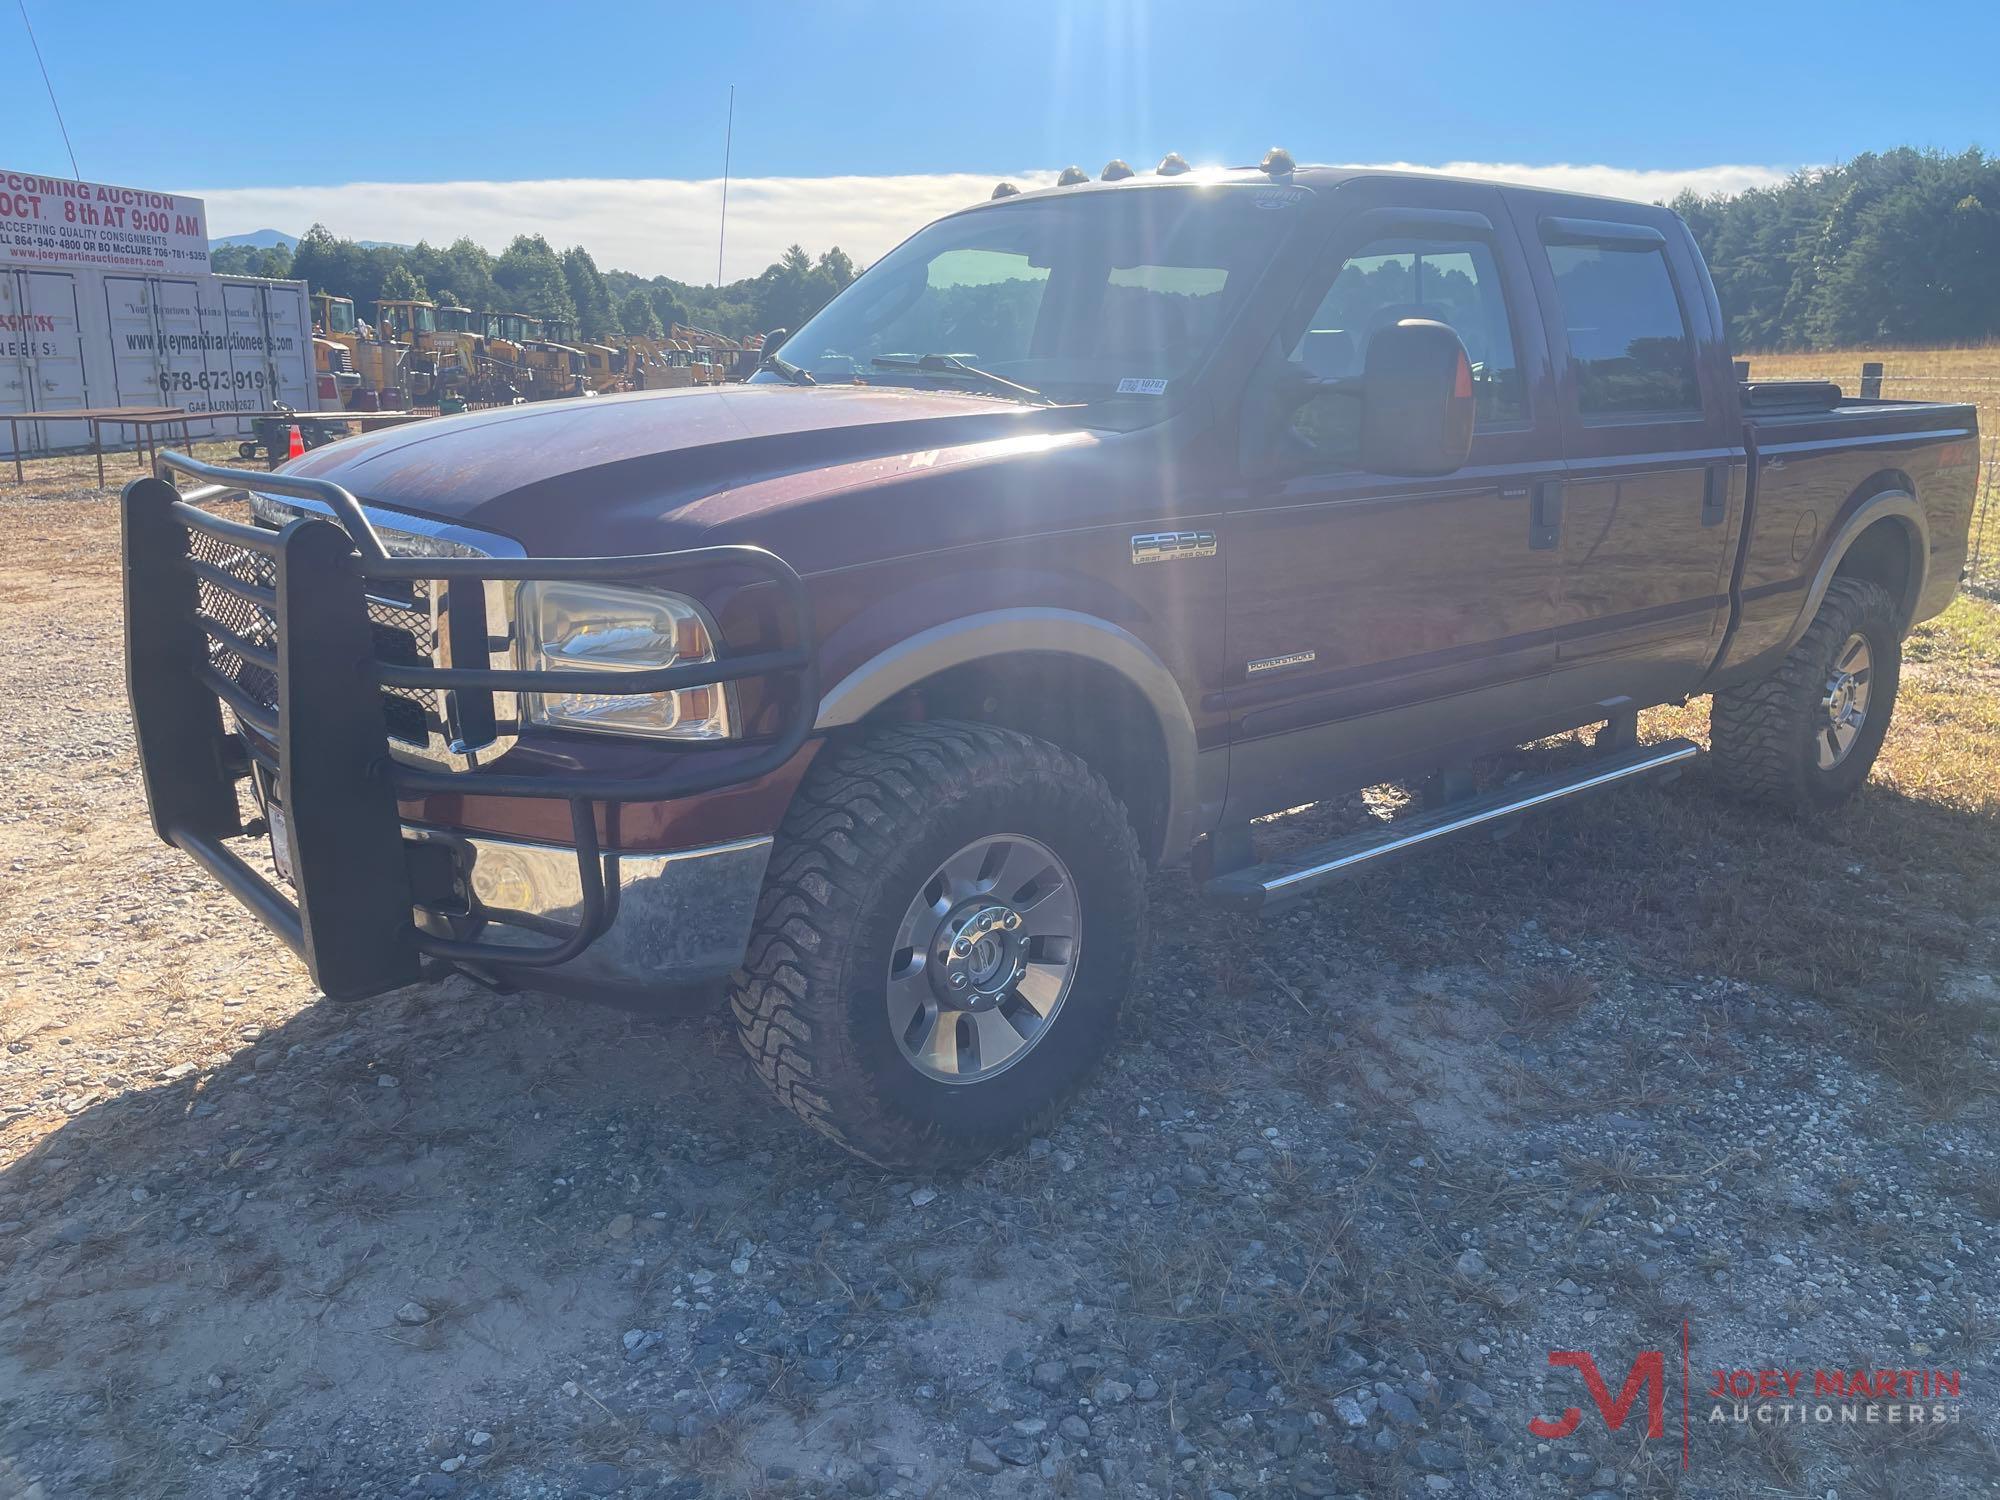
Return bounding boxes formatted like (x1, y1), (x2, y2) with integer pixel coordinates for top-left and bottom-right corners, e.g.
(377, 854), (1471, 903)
(124, 449), (817, 1000)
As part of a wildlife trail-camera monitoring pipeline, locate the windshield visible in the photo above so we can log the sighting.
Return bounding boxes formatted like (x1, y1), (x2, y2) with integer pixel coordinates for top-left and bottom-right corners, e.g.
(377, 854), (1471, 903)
(757, 184), (1304, 404)
(379, 304), (434, 336)
(324, 299), (356, 335)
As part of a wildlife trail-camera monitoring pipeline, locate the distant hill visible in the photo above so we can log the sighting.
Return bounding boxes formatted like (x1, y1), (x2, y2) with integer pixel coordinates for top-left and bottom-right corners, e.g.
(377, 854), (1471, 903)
(211, 229), (410, 252)
(213, 228), (296, 251)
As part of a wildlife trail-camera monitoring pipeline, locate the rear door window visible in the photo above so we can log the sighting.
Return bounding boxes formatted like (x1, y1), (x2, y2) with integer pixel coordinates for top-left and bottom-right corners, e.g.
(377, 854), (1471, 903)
(1544, 243), (1699, 416)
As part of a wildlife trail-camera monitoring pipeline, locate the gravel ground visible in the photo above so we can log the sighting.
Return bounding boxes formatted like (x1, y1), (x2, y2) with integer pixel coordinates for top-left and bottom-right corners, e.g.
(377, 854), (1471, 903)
(3, 462), (1997, 1500)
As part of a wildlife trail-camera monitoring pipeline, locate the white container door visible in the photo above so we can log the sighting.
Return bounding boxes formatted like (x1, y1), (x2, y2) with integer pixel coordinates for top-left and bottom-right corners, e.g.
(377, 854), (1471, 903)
(219, 279), (274, 417)
(263, 284), (314, 412)
(215, 281), (312, 419)
(103, 275), (162, 408)
(0, 270), (92, 455)
(0, 273), (28, 434)
(105, 275), (208, 412)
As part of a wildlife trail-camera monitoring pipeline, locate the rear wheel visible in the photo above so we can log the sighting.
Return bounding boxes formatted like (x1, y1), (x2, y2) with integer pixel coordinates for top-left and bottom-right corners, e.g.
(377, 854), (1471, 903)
(1710, 577), (1901, 814)
(730, 721), (1146, 1167)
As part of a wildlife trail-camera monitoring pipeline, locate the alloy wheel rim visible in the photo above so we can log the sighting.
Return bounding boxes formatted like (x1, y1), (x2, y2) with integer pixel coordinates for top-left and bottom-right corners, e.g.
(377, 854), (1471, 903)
(1817, 632), (1873, 770)
(885, 833), (1081, 1084)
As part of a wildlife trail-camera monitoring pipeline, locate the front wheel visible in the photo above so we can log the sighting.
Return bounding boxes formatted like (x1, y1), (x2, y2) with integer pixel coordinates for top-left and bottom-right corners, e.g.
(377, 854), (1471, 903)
(730, 722), (1146, 1168)
(1710, 577), (1902, 814)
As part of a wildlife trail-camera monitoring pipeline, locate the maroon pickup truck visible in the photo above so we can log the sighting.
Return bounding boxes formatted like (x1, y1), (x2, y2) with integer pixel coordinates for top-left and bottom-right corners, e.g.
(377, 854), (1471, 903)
(124, 155), (1981, 1167)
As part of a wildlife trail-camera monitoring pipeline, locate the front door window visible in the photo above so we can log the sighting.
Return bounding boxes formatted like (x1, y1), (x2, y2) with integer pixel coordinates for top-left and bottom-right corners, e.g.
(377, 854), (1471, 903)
(1281, 236), (1526, 469)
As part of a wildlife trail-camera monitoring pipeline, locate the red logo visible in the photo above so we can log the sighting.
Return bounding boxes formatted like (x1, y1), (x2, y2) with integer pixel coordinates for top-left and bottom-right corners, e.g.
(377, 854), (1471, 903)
(1529, 1322), (1690, 1468)
(1528, 1323), (1965, 1472)
(1530, 1350), (1667, 1440)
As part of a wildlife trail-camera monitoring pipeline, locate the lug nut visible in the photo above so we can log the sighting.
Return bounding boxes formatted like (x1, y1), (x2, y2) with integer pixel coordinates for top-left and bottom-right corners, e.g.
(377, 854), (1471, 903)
(953, 938), (971, 957)
(1002, 912), (1021, 930)
(949, 972), (968, 988)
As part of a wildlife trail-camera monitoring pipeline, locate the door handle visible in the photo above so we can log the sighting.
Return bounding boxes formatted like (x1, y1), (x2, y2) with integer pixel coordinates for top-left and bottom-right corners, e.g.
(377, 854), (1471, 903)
(1702, 465), (1728, 527)
(1529, 480), (1564, 550)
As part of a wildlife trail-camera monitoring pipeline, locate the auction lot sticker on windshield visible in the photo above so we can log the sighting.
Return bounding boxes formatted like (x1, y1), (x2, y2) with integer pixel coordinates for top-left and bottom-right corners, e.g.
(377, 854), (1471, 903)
(1117, 377), (1169, 395)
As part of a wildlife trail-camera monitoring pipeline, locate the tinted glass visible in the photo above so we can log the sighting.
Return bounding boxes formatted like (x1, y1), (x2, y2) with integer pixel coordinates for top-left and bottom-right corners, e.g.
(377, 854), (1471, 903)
(1292, 237), (1524, 425)
(1545, 244), (1699, 415)
(1275, 235), (1523, 469)
(760, 186), (1302, 405)
(870, 247), (1051, 365)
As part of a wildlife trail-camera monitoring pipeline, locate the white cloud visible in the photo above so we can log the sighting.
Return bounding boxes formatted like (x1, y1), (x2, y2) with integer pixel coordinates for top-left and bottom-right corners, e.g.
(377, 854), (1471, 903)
(1341, 160), (1801, 203)
(190, 160), (1798, 284)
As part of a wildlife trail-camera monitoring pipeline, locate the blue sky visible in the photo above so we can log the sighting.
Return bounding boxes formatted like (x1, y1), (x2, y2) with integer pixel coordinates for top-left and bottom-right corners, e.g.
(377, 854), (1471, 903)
(6, 0), (1994, 281)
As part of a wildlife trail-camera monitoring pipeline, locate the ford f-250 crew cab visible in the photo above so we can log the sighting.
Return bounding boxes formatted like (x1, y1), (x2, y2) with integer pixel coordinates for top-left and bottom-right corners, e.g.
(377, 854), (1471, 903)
(123, 154), (1981, 1167)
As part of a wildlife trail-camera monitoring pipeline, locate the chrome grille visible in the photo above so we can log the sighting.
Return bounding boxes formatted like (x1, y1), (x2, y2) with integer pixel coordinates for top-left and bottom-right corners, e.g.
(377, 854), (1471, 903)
(187, 528), (280, 713)
(366, 583), (440, 747)
(187, 516), (480, 756)
(239, 492), (519, 769)
(187, 526), (440, 749)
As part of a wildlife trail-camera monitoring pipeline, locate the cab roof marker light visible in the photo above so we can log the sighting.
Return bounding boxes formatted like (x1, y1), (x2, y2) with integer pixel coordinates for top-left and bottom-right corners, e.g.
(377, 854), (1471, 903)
(990, 181), (1020, 199)
(1101, 159), (1135, 182)
(1260, 146), (1296, 176)
(1155, 152), (1191, 176)
(1056, 165), (1090, 187)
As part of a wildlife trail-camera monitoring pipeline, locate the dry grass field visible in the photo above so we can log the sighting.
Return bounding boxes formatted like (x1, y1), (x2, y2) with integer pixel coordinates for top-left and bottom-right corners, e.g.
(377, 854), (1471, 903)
(1, 412), (1998, 1499)
(1744, 342), (2000, 428)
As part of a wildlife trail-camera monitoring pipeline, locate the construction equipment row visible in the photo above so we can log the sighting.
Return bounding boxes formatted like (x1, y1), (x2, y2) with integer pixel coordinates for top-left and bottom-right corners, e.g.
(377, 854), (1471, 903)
(310, 295), (765, 410)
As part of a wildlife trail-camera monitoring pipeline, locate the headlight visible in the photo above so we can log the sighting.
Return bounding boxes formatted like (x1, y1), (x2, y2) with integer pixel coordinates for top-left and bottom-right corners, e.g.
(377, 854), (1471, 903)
(518, 581), (735, 740)
(249, 493), (492, 559)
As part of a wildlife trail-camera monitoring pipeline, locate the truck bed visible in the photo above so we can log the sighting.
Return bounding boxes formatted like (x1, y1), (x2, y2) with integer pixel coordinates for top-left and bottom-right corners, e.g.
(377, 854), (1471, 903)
(1715, 391), (1981, 687)
(1744, 390), (1977, 440)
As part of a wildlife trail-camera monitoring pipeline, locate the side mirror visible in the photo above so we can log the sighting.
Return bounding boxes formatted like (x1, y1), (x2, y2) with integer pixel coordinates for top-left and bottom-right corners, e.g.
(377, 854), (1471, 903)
(763, 327), (789, 353)
(1359, 319), (1475, 477)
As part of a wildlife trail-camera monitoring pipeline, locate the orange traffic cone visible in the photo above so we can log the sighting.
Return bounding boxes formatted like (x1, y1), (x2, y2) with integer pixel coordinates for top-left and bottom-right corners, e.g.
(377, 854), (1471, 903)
(286, 424), (304, 461)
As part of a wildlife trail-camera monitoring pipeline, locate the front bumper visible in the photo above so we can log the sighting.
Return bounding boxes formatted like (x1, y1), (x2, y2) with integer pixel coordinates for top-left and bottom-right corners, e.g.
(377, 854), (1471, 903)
(122, 451), (815, 1002)
(411, 828), (772, 993)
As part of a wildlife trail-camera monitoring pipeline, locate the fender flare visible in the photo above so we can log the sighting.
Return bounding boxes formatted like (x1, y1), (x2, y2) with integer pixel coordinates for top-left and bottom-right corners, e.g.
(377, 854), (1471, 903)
(815, 606), (1200, 862)
(1788, 488), (1928, 651)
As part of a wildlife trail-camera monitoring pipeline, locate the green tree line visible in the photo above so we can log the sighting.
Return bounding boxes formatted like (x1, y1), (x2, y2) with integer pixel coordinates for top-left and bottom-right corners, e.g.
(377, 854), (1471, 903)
(212, 228), (858, 344)
(1672, 146), (2000, 351)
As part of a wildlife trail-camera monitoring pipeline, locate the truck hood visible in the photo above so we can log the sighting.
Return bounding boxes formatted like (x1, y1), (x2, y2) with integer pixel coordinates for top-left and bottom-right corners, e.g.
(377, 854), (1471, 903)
(282, 384), (1076, 558)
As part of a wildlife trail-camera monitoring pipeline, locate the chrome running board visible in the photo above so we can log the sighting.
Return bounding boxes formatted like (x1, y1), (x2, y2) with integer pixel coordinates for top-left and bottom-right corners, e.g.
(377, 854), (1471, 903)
(1205, 738), (1699, 913)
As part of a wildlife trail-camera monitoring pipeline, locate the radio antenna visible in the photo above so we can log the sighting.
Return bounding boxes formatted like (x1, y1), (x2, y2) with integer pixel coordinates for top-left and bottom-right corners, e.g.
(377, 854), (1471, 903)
(716, 84), (735, 286)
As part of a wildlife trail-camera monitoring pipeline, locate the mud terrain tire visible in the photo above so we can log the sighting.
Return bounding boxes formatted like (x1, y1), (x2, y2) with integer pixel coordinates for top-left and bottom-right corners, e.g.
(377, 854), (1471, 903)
(1710, 577), (1901, 815)
(730, 721), (1146, 1167)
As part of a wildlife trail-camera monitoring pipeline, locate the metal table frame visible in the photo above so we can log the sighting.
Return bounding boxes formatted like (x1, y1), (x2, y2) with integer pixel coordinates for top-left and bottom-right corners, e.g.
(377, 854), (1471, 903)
(5, 405), (192, 486)
(91, 410), (197, 487)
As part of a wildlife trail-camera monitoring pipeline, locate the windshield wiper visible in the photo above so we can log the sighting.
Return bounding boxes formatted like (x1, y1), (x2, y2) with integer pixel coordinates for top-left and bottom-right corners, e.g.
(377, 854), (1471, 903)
(759, 351), (815, 385)
(870, 353), (1048, 405)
